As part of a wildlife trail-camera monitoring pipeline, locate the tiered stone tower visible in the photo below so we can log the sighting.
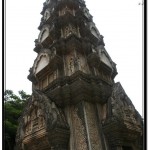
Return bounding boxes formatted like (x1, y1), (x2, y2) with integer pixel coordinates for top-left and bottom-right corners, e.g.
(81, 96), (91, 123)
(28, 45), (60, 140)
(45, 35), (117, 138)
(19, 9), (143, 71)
(16, 0), (143, 150)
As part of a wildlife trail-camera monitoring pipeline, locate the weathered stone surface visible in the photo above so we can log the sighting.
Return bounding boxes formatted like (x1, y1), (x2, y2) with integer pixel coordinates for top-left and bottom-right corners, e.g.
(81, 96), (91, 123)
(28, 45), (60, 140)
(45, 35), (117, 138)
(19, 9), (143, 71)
(16, 0), (143, 149)
(102, 82), (143, 149)
(16, 90), (69, 150)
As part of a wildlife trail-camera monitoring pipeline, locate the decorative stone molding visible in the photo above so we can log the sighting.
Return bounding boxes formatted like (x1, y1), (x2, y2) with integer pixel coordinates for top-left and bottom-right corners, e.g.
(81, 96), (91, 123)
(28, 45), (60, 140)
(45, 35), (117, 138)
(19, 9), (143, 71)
(59, 6), (74, 16)
(102, 82), (143, 148)
(16, 89), (70, 150)
(43, 9), (51, 21)
(63, 24), (78, 38)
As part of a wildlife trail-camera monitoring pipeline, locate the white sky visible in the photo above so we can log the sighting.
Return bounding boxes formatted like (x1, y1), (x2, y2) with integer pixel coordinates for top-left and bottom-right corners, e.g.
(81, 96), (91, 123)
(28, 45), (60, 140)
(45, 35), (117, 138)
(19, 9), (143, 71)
(6, 0), (143, 117)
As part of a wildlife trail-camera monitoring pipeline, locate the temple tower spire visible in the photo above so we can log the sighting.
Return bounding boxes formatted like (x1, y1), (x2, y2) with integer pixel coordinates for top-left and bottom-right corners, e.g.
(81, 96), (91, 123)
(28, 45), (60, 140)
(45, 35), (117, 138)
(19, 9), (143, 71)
(16, 0), (143, 150)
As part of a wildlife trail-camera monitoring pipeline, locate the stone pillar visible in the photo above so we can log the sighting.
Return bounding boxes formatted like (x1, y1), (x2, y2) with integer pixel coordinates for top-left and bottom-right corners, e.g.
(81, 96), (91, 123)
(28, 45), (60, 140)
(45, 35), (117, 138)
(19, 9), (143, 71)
(83, 101), (103, 150)
(65, 101), (104, 150)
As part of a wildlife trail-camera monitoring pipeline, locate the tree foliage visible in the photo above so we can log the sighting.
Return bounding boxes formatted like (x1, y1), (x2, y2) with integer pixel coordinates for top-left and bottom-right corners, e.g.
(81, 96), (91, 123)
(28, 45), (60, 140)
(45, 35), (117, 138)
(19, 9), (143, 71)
(4, 90), (31, 150)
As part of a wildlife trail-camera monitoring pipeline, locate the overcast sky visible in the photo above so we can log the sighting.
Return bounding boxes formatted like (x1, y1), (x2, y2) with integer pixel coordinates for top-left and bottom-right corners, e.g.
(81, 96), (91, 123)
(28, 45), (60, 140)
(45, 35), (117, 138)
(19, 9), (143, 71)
(6, 0), (143, 116)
